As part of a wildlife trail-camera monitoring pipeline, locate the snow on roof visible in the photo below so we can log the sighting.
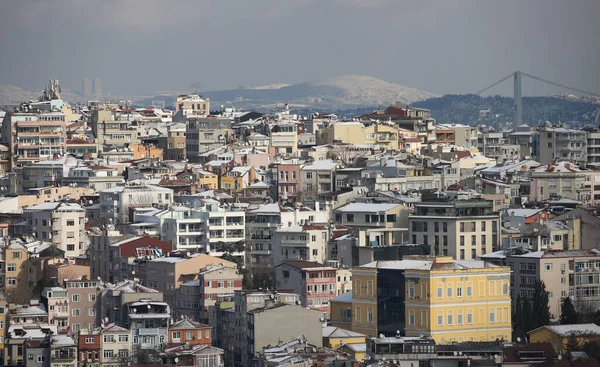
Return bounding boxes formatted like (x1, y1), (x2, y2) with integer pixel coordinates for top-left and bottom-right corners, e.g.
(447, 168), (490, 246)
(24, 202), (84, 212)
(301, 160), (338, 171)
(323, 326), (366, 339)
(531, 324), (600, 337)
(505, 208), (545, 218)
(336, 203), (400, 212)
(330, 291), (352, 303)
(344, 343), (367, 352)
(50, 334), (76, 346)
(533, 161), (581, 173)
(248, 181), (271, 188)
(248, 203), (281, 214)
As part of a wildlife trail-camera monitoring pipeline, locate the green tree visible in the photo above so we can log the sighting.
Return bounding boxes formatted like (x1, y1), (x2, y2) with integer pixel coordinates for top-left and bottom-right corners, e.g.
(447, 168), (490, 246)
(559, 297), (579, 324)
(533, 281), (551, 327)
(513, 294), (524, 340)
(522, 296), (535, 333)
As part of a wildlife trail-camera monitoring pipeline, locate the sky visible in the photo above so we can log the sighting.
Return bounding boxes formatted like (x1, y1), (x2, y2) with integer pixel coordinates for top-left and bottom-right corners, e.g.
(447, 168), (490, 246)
(0, 0), (599, 96)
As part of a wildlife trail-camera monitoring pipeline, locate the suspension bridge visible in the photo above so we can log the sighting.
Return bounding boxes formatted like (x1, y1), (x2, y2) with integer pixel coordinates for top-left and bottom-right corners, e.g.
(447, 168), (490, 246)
(475, 71), (600, 126)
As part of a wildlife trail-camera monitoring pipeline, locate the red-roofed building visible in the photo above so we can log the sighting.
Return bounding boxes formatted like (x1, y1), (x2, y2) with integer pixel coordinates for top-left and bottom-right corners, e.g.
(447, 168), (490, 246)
(275, 261), (337, 315)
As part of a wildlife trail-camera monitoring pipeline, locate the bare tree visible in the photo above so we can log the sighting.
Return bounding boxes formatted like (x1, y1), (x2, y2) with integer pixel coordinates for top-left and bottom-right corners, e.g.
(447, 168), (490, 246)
(326, 144), (370, 166)
(130, 192), (155, 207)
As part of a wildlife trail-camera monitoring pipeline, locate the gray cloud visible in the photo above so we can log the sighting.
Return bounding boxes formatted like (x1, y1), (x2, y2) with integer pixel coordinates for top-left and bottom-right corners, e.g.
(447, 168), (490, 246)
(0, 0), (598, 97)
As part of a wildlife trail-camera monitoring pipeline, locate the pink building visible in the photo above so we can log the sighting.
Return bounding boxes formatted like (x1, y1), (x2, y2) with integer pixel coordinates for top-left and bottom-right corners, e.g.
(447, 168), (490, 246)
(276, 163), (302, 200)
(275, 261), (337, 316)
(234, 149), (270, 169)
(42, 287), (70, 333)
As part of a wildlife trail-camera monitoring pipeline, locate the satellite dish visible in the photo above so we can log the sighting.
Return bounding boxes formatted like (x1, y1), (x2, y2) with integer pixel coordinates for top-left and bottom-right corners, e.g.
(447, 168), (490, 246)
(131, 271), (135, 275)
(517, 337), (521, 342)
(104, 317), (108, 322)
(147, 304), (151, 309)
(454, 352), (458, 356)
(186, 251), (191, 257)
(133, 309), (137, 313)
(379, 334), (385, 339)
(558, 355), (563, 360)
(174, 357), (179, 363)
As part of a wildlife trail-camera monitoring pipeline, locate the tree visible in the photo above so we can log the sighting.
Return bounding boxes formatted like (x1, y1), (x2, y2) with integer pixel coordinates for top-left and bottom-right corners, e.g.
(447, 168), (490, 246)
(560, 297), (579, 324)
(513, 294), (524, 340)
(325, 144), (370, 166)
(522, 296), (535, 334)
(532, 281), (551, 327)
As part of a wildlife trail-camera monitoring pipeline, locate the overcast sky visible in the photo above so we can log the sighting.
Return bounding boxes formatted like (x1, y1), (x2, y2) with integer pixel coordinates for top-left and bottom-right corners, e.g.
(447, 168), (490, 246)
(0, 0), (598, 96)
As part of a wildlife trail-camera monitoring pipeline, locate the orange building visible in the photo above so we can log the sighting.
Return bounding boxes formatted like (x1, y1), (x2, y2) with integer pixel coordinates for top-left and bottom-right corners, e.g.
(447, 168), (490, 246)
(130, 143), (164, 160)
(168, 319), (212, 345)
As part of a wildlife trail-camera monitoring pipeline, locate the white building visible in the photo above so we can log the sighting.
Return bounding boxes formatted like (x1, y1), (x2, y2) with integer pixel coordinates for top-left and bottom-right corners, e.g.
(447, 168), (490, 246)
(272, 224), (330, 266)
(99, 184), (174, 224)
(23, 202), (87, 257)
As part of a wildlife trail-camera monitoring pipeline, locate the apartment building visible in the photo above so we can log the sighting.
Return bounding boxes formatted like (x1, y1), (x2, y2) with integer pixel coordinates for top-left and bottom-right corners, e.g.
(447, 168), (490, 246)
(100, 323), (132, 365)
(175, 94), (210, 116)
(126, 299), (169, 351)
(104, 235), (173, 283)
(275, 261), (337, 314)
(402, 256), (512, 343)
(587, 130), (600, 168)
(145, 253), (236, 305)
(1, 111), (67, 168)
(507, 249), (600, 319)
(275, 162), (302, 199)
(99, 184), (174, 224)
(64, 165), (124, 192)
(41, 287), (70, 333)
(509, 125), (539, 159)
(158, 123), (186, 161)
(78, 331), (101, 365)
(21, 155), (77, 191)
(270, 122), (298, 157)
(64, 279), (100, 333)
(409, 198), (500, 260)
(186, 117), (231, 163)
(245, 202), (330, 271)
(5, 300), (56, 366)
(529, 161), (590, 203)
(218, 290), (321, 367)
(272, 224), (331, 266)
(174, 264), (242, 324)
(99, 280), (163, 326)
(539, 127), (587, 166)
(301, 160), (339, 194)
(50, 334), (78, 366)
(3, 241), (35, 300)
(334, 202), (410, 247)
(89, 108), (136, 148)
(168, 319), (212, 345)
(24, 202), (87, 257)
(317, 121), (402, 150)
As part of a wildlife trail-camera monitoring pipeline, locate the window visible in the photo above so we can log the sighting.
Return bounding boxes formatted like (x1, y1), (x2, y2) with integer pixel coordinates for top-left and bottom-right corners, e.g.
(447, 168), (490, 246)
(172, 331), (181, 339)
(471, 235), (476, 246)
(447, 284), (453, 298)
(457, 287), (463, 297)
(447, 313), (454, 325)
(437, 313), (443, 326)
(217, 282), (224, 288)
(481, 221), (486, 231)
(408, 284), (415, 299)
(467, 310), (473, 324)
(481, 235), (486, 246)
(72, 294), (80, 302)
(409, 311), (415, 325)
(490, 311), (496, 323)
(67, 220), (75, 226)
(467, 283), (473, 297)
(434, 222), (439, 232)
(89, 294), (96, 302)
(367, 308), (373, 323)
(119, 335), (129, 342)
(457, 313), (464, 325)
(437, 287), (443, 298)
(12, 252), (21, 259)
(85, 337), (94, 344)
(7, 277), (16, 285)
(7, 263), (16, 272)
(471, 222), (476, 232)
(312, 249), (318, 256)
(355, 306), (361, 322)
(346, 214), (354, 222)
(37, 356), (46, 362)
(306, 172), (312, 179)
(186, 331), (193, 339)
(104, 350), (114, 359)
(89, 308), (96, 317)
(443, 222), (448, 232)
(460, 222), (465, 232)
(72, 309), (80, 317)
(205, 330), (210, 338)
(545, 263), (552, 271)
(460, 236), (465, 246)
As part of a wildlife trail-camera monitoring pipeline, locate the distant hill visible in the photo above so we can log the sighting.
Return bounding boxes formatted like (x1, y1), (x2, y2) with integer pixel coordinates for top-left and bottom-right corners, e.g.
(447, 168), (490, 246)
(413, 94), (600, 128)
(0, 83), (86, 106)
(141, 75), (439, 111)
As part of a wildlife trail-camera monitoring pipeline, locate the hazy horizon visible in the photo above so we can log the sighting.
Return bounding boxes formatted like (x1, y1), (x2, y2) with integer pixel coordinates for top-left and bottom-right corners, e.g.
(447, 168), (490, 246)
(1, 0), (599, 97)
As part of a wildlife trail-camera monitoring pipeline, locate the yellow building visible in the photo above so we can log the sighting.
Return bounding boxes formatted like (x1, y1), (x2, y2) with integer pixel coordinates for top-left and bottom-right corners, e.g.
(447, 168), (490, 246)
(323, 326), (367, 362)
(528, 324), (600, 354)
(351, 265), (378, 336)
(330, 291), (352, 330)
(0, 291), (7, 362)
(317, 122), (401, 150)
(130, 143), (164, 160)
(197, 169), (219, 189)
(3, 243), (32, 302)
(404, 256), (512, 343)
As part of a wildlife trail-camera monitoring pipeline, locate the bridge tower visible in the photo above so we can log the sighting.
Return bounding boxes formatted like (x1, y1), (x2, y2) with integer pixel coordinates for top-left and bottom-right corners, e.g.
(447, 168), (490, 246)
(514, 71), (522, 126)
